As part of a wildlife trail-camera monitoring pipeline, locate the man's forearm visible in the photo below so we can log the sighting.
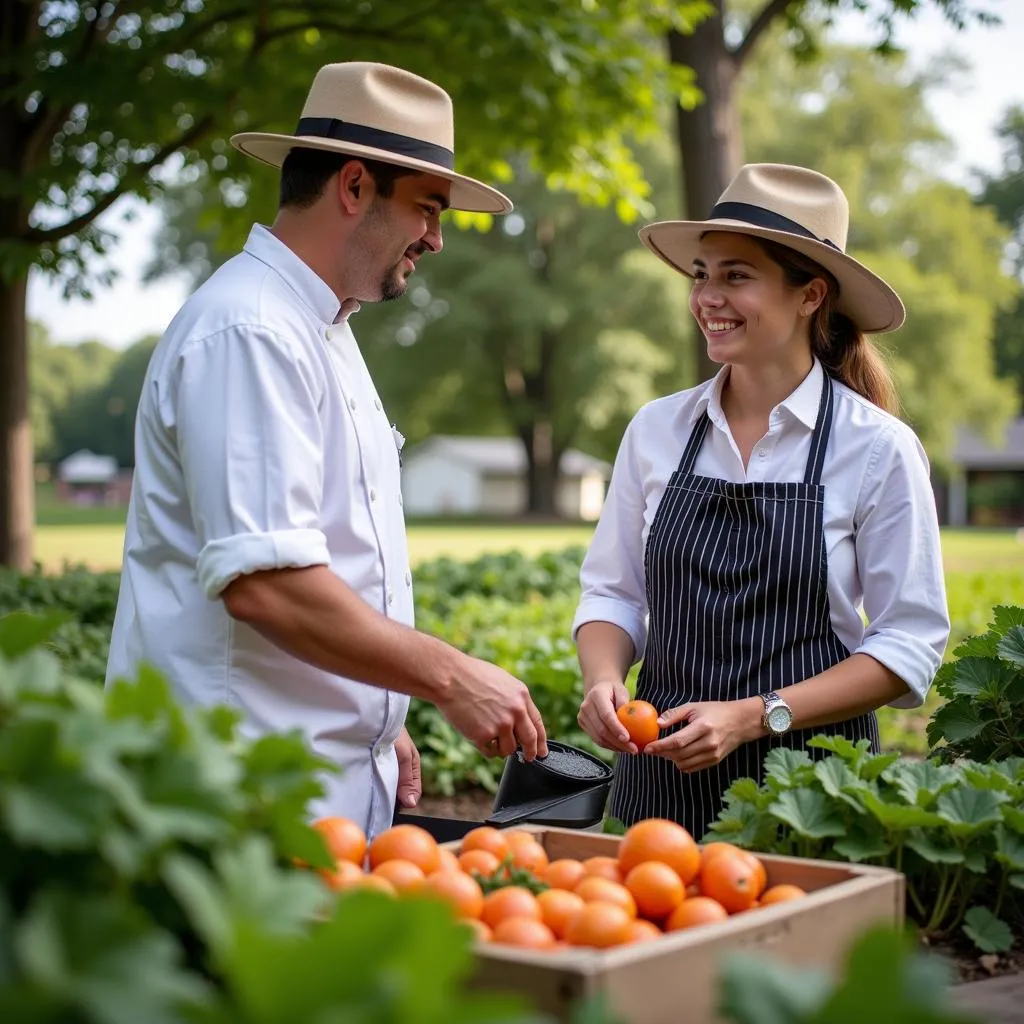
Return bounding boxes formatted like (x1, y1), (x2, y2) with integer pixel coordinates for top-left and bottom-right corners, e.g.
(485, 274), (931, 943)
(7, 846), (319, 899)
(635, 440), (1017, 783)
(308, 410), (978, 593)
(576, 621), (635, 692)
(221, 565), (459, 703)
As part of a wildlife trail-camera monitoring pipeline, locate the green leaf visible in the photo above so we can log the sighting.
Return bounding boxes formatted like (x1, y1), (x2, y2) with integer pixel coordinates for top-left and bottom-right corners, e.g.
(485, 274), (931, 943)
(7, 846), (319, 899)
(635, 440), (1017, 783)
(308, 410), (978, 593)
(716, 951), (832, 1024)
(937, 787), (1007, 836)
(860, 790), (945, 830)
(951, 657), (1009, 699)
(602, 816), (626, 835)
(722, 777), (762, 805)
(1010, 874), (1024, 891)
(995, 825), (1024, 870)
(833, 828), (893, 862)
(2, 772), (112, 850)
(814, 758), (869, 811)
(769, 789), (846, 839)
(997, 626), (1024, 668)
(962, 906), (1014, 954)
(763, 747), (814, 789)
(14, 890), (210, 1024)
(1004, 806), (1024, 832)
(928, 702), (985, 743)
(859, 750), (901, 781)
(882, 760), (958, 808)
(993, 606), (1024, 634)
(806, 735), (872, 764)
(0, 612), (70, 660)
(905, 834), (965, 865)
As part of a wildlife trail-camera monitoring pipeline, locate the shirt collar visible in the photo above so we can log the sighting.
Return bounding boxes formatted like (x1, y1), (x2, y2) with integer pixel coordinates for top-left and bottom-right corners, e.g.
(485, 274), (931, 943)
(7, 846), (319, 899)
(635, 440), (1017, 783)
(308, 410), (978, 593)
(242, 224), (361, 326)
(688, 358), (824, 430)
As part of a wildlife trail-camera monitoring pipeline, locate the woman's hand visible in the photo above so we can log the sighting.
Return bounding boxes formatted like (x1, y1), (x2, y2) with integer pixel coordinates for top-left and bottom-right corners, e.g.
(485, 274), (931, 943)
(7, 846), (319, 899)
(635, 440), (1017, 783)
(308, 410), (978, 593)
(577, 680), (638, 754)
(644, 700), (759, 772)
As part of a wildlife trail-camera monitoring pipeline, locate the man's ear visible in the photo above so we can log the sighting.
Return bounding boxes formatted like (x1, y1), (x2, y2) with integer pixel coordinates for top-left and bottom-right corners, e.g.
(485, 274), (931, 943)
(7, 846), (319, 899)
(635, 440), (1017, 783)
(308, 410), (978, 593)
(337, 160), (373, 215)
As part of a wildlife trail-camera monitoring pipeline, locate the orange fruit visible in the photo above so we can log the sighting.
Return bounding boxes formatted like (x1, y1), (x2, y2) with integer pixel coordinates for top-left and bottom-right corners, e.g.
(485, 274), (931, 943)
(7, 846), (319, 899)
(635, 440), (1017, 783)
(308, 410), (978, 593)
(313, 817), (367, 866)
(371, 858), (426, 893)
(699, 841), (742, 867)
(436, 847), (462, 873)
(665, 896), (729, 931)
(461, 918), (493, 942)
(624, 861), (685, 920)
(623, 918), (663, 943)
(537, 888), (587, 940)
(581, 855), (623, 883)
(505, 831), (549, 873)
(616, 700), (661, 750)
(320, 859), (365, 891)
(760, 884), (806, 906)
(575, 876), (637, 918)
(459, 849), (502, 877)
(618, 819), (700, 885)
(564, 901), (633, 948)
(480, 886), (543, 930)
(350, 874), (397, 896)
(421, 869), (485, 920)
(492, 917), (557, 949)
(368, 824), (440, 876)
(699, 843), (766, 899)
(543, 858), (587, 891)
(699, 850), (759, 913)
(461, 826), (511, 862)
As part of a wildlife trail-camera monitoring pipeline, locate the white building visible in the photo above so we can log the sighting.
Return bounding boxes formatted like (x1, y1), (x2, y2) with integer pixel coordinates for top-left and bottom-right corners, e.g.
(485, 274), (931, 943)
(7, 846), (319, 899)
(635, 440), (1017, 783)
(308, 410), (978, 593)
(401, 436), (610, 520)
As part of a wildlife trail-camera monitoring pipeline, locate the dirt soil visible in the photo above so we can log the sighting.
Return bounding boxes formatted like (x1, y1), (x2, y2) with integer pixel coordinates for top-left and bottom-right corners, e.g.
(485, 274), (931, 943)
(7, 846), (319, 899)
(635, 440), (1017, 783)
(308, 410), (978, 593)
(418, 789), (495, 822)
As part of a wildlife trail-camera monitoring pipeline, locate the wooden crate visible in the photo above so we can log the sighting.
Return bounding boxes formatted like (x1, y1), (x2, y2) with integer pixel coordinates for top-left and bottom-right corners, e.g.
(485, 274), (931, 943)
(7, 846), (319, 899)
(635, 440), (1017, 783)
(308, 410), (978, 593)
(451, 826), (905, 1024)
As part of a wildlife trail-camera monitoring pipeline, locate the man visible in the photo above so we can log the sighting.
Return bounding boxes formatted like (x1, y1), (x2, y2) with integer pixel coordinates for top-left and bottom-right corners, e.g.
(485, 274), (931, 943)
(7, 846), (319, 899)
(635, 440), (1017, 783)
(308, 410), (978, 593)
(105, 62), (548, 839)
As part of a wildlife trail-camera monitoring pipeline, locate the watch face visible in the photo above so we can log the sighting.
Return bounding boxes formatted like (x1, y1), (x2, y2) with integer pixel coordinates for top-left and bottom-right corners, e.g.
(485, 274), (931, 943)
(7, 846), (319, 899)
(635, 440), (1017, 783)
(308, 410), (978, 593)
(768, 705), (792, 732)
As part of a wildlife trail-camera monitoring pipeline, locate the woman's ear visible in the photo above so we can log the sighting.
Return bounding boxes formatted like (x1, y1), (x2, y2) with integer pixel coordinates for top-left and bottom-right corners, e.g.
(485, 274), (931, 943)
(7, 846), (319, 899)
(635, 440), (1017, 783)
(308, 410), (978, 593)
(801, 277), (828, 316)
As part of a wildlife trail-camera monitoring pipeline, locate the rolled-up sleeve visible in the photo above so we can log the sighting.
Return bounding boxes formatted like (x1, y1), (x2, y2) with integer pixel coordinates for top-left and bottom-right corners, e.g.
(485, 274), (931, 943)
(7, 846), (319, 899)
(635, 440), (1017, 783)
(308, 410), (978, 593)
(170, 326), (330, 599)
(573, 411), (650, 661)
(854, 422), (950, 708)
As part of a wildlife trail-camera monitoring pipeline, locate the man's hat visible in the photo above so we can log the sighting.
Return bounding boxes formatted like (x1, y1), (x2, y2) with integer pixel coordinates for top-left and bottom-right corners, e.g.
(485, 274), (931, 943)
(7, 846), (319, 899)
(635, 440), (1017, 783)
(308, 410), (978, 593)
(638, 163), (905, 333)
(231, 62), (512, 215)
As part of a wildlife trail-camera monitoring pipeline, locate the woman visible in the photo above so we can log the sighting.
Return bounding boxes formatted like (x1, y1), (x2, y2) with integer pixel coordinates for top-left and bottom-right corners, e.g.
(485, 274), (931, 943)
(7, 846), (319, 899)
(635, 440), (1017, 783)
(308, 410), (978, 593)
(574, 164), (950, 838)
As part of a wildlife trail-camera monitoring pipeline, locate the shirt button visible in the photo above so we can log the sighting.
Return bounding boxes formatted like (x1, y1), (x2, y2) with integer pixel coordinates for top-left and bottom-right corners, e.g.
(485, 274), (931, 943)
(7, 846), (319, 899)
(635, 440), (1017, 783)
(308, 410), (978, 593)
(398, 494), (403, 507)
(387, 590), (394, 605)
(374, 398), (382, 410)
(757, 448), (768, 458)
(404, 572), (411, 587)
(348, 397), (356, 410)
(369, 488), (377, 501)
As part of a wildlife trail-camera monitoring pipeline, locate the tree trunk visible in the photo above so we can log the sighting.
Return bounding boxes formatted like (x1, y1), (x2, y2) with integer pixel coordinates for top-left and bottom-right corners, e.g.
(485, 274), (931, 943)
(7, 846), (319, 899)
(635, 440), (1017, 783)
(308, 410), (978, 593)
(0, 274), (34, 570)
(520, 419), (561, 518)
(668, 6), (744, 385)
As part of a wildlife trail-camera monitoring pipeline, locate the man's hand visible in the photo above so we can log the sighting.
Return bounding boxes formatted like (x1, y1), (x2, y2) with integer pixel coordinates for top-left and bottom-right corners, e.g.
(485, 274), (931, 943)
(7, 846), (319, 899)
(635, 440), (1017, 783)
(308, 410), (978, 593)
(437, 656), (548, 761)
(644, 701), (753, 772)
(395, 727), (422, 808)
(577, 680), (637, 754)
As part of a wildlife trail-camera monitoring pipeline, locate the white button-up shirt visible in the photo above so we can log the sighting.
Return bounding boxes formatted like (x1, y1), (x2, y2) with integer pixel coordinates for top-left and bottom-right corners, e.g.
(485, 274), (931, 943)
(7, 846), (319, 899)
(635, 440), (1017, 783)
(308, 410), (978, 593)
(106, 225), (414, 838)
(573, 359), (950, 709)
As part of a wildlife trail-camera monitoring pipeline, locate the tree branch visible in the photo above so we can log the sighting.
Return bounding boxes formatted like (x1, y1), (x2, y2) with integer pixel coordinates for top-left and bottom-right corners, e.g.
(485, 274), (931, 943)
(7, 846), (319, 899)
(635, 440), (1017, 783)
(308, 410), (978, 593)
(733, 0), (793, 70)
(21, 113), (215, 245)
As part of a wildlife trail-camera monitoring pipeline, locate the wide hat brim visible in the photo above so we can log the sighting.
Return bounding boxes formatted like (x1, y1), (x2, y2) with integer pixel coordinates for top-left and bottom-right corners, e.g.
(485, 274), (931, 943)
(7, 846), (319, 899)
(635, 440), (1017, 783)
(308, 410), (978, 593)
(638, 219), (906, 334)
(230, 132), (512, 215)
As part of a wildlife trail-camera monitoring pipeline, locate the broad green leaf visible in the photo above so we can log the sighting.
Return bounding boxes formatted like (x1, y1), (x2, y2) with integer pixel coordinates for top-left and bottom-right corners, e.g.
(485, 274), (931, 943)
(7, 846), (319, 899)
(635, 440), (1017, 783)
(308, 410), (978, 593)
(993, 606), (1024, 635)
(937, 788), (1007, 836)
(928, 702), (985, 743)
(1003, 806), (1024, 833)
(15, 890), (210, 1024)
(162, 854), (232, 958)
(905, 834), (965, 865)
(769, 789), (846, 839)
(962, 906), (1014, 954)
(2, 773), (111, 850)
(0, 649), (63, 701)
(833, 828), (893, 862)
(763, 748), (814, 790)
(951, 657), (1010, 699)
(806, 735), (872, 765)
(601, 816), (627, 835)
(716, 951), (832, 1024)
(998, 626), (1024, 668)
(882, 760), (958, 807)
(814, 758), (869, 811)
(722, 777), (762, 805)
(0, 612), (70, 660)
(1010, 874), (1024, 890)
(859, 750), (902, 781)
(860, 790), (945, 831)
(962, 762), (1021, 796)
(995, 825), (1024, 870)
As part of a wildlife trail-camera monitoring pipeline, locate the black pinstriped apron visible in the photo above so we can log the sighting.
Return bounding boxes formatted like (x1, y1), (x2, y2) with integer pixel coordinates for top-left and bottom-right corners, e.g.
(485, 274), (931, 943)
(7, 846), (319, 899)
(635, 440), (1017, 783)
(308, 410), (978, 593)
(609, 374), (879, 838)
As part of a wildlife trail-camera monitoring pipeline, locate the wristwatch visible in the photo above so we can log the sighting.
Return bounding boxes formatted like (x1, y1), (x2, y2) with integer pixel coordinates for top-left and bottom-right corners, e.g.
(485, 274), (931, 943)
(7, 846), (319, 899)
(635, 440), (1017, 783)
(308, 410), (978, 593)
(761, 691), (793, 736)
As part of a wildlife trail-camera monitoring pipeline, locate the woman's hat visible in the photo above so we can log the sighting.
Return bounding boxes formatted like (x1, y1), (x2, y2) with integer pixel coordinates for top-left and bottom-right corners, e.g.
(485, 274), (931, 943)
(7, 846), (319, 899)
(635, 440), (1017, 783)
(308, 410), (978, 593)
(230, 62), (512, 215)
(638, 163), (905, 333)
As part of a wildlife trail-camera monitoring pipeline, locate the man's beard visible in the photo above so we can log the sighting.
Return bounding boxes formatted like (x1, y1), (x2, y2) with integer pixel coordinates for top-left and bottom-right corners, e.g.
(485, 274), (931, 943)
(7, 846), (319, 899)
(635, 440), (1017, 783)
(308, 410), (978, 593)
(379, 261), (408, 302)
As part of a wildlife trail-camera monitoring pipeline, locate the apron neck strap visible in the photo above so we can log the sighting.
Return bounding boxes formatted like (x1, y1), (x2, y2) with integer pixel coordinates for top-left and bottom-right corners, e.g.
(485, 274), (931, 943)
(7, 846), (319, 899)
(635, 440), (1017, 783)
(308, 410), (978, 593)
(803, 373), (835, 486)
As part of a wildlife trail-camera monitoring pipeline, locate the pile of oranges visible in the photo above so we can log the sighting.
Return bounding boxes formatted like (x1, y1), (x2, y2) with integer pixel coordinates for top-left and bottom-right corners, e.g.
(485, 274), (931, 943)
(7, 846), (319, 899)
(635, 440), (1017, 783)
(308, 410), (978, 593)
(311, 816), (806, 951)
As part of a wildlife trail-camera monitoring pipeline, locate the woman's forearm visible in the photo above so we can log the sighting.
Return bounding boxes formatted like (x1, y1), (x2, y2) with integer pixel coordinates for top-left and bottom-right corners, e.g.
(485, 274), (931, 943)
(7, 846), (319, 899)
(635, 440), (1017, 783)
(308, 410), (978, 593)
(736, 653), (912, 742)
(576, 621), (636, 692)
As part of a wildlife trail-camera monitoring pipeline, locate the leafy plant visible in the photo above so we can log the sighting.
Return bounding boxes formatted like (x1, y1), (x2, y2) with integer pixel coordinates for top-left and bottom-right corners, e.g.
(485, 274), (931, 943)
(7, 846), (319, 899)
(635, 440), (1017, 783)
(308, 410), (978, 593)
(718, 925), (981, 1024)
(927, 604), (1024, 763)
(0, 613), (540, 1024)
(706, 737), (1024, 953)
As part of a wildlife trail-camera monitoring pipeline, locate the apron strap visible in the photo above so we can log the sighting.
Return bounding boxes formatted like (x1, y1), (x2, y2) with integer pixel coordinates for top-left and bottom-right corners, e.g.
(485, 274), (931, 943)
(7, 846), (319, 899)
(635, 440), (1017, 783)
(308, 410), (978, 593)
(803, 373), (835, 486)
(676, 413), (712, 476)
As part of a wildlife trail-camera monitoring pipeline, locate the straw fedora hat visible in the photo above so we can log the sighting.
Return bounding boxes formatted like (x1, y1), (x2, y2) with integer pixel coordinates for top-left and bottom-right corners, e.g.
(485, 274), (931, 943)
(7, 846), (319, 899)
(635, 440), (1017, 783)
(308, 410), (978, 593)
(230, 62), (512, 215)
(638, 163), (905, 333)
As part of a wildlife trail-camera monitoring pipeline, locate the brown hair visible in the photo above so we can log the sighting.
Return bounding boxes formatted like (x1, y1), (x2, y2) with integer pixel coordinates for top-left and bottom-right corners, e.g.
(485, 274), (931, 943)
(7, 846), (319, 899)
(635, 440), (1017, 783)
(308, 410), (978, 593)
(754, 237), (900, 416)
(279, 148), (417, 209)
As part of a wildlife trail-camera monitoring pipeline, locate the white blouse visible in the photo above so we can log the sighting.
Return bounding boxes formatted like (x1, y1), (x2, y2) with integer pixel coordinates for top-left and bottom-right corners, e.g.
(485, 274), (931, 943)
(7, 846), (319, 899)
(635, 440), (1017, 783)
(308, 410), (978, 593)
(106, 225), (414, 839)
(573, 359), (950, 708)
